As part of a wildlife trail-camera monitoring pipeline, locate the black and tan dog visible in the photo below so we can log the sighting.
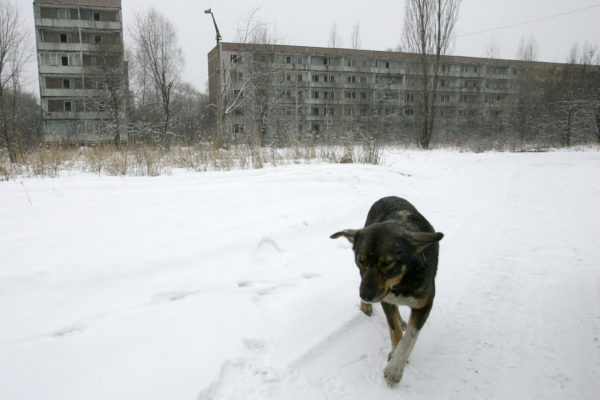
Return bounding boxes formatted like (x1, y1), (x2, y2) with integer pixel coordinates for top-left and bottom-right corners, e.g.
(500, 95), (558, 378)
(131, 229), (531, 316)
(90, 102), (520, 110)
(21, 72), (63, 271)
(331, 196), (443, 386)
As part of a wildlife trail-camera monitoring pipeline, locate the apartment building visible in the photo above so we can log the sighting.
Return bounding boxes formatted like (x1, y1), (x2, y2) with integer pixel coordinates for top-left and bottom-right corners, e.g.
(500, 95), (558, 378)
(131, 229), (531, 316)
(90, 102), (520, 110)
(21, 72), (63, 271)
(208, 42), (561, 144)
(33, 0), (128, 143)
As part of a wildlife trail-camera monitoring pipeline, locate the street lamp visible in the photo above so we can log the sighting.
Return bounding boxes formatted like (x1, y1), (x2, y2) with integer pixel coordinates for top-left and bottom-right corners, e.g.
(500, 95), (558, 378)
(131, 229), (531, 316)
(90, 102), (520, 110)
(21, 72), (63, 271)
(205, 9), (223, 148)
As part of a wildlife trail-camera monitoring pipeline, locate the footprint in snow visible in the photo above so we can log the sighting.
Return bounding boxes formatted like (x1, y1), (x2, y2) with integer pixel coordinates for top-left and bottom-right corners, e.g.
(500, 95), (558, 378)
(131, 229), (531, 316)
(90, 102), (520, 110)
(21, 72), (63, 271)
(50, 325), (85, 338)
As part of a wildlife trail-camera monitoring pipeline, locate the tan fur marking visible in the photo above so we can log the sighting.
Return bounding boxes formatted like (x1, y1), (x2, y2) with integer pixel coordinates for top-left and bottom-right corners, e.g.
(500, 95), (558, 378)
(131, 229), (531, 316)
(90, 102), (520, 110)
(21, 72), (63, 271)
(388, 311), (404, 347)
(384, 265), (407, 292)
(360, 301), (373, 316)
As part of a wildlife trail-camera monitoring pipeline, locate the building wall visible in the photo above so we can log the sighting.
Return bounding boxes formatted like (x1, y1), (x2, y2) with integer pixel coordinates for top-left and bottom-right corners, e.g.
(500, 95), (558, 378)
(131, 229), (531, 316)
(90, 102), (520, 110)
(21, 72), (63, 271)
(33, 0), (128, 143)
(207, 42), (577, 145)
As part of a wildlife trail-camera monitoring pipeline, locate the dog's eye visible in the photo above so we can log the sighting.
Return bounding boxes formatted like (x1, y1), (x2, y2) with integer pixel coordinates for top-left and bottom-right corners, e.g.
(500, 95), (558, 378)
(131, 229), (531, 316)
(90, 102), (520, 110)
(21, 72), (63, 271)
(381, 259), (395, 269)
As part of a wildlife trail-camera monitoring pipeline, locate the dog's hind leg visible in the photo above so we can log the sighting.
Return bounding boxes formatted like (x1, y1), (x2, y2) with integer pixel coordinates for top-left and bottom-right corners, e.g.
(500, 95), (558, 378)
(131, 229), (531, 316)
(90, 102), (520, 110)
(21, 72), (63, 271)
(360, 301), (373, 316)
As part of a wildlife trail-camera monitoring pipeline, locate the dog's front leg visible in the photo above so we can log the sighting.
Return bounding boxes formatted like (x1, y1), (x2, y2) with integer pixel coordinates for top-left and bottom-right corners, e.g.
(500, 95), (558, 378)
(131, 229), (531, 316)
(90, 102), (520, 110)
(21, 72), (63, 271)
(381, 302), (406, 349)
(384, 304), (430, 386)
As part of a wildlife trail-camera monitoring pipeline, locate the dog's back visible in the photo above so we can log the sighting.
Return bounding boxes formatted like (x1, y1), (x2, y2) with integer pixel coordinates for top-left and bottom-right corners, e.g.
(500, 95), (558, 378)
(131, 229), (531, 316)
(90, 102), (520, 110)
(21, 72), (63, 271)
(365, 196), (436, 233)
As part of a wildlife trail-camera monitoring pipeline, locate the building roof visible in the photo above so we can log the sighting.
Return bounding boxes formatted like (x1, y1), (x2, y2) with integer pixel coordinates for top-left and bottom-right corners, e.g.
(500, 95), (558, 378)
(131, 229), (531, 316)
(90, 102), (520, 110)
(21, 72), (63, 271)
(214, 42), (600, 70)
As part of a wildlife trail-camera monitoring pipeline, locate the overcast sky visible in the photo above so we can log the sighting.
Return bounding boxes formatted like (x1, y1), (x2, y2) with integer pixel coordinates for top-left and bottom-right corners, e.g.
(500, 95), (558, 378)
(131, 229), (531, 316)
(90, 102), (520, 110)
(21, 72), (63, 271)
(20, 0), (600, 93)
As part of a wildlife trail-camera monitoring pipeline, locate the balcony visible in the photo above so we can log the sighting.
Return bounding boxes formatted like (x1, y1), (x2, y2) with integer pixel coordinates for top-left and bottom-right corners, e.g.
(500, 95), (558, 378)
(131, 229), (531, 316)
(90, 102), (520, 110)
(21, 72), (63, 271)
(39, 65), (85, 75)
(37, 42), (121, 52)
(44, 111), (110, 120)
(40, 88), (102, 98)
(37, 18), (121, 31)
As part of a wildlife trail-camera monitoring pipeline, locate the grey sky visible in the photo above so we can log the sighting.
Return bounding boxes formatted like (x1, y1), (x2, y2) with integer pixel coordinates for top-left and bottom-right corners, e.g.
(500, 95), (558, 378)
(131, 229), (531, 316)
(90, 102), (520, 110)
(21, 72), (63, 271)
(19, 0), (600, 93)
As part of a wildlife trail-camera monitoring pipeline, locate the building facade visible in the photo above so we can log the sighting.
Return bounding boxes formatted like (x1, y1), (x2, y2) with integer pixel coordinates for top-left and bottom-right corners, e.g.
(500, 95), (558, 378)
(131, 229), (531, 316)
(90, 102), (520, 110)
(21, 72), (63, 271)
(33, 0), (128, 143)
(208, 42), (581, 146)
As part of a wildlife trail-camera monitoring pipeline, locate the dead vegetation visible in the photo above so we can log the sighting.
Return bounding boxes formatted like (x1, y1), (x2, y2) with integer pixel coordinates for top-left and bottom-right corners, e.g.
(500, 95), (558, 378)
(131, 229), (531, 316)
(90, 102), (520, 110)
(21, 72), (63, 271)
(0, 142), (383, 180)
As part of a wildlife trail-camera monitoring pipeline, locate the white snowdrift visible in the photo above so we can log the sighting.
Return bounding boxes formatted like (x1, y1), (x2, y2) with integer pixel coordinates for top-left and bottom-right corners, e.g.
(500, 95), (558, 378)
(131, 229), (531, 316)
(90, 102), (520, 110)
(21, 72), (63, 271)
(1, 149), (599, 400)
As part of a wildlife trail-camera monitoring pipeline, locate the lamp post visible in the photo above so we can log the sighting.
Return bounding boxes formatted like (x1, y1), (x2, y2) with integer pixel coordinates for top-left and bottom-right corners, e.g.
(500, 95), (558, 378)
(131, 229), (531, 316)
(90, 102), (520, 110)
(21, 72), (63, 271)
(205, 8), (223, 148)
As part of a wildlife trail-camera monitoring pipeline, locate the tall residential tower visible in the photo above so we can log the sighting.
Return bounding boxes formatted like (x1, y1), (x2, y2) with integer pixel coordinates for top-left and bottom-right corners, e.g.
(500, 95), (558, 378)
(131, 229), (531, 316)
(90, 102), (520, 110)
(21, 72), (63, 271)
(33, 0), (128, 143)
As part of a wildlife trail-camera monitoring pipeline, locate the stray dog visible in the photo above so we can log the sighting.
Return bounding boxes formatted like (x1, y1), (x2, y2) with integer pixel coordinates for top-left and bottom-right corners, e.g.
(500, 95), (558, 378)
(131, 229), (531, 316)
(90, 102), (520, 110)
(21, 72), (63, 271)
(330, 196), (443, 386)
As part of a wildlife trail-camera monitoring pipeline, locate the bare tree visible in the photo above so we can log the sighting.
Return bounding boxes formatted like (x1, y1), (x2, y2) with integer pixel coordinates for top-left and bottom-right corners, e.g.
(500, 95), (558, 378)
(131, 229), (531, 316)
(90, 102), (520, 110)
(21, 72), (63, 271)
(350, 22), (361, 50)
(402, 0), (461, 148)
(0, 0), (31, 162)
(516, 35), (539, 61)
(220, 9), (288, 146)
(130, 8), (184, 147)
(329, 23), (341, 48)
(235, 8), (282, 46)
(484, 37), (501, 59)
(85, 42), (129, 147)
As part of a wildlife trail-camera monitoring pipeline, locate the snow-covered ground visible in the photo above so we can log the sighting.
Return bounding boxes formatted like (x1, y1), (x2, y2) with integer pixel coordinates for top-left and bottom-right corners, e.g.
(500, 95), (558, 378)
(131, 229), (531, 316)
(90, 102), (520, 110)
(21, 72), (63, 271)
(1, 149), (599, 400)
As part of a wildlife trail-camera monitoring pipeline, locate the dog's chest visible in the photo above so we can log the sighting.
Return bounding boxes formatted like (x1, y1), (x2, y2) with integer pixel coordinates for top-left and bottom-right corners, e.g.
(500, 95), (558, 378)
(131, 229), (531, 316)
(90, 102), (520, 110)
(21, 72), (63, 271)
(382, 292), (423, 308)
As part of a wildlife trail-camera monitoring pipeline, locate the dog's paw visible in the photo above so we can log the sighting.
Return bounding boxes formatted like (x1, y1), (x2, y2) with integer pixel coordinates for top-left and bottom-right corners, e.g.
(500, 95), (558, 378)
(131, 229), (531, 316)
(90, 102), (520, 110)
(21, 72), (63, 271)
(384, 360), (405, 386)
(360, 301), (373, 316)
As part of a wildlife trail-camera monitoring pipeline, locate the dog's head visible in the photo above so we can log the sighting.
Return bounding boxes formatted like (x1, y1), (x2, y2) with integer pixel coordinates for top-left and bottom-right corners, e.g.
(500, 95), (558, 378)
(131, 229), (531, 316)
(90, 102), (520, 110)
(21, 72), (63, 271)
(331, 222), (443, 303)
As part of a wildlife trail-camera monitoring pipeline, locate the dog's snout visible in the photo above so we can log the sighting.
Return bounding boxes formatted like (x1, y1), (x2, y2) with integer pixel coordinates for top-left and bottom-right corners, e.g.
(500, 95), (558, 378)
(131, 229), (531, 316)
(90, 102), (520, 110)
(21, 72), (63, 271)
(360, 284), (377, 302)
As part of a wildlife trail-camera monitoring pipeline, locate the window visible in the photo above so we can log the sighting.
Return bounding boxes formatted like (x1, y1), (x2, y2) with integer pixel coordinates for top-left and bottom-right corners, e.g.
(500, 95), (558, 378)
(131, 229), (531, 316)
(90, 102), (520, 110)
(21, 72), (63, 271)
(63, 79), (71, 89)
(323, 91), (334, 99)
(405, 108), (414, 116)
(42, 53), (59, 66)
(346, 59), (356, 67)
(325, 107), (334, 116)
(312, 91), (319, 99)
(58, 9), (70, 19)
(312, 74), (319, 82)
(62, 56), (69, 66)
(345, 91), (356, 99)
(360, 92), (367, 100)
(233, 124), (245, 134)
(285, 56), (291, 64)
(323, 57), (331, 65)
(441, 80), (445, 87)
(233, 89), (244, 98)
(311, 122), (320, 132)
(296, 56), (303, 64)
(230, 54), (242, 63)
(360, 76), (367, 84)
(345, 108), (353, 116)
(93, 35), (102, 44)
(440, 94), (450, 103)
(405, 93), (414, 102)
(64, 101), (72, 112)
(93, 12), (101, 21)
(323, 75), (335, 83)
(312, 107), (319, 116)
(60, 33), (68, 43)
(346, 76), (356, 84)
(297, 74), (303, 82)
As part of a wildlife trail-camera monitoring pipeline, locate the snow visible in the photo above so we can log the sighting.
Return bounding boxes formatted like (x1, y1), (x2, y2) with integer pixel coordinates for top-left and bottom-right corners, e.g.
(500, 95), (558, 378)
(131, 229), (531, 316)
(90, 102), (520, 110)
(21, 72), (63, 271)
(1, 149), (599, 399)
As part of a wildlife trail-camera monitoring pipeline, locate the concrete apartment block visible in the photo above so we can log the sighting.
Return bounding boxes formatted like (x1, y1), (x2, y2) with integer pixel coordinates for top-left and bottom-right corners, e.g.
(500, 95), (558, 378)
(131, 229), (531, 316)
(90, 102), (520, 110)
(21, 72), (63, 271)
(33, 0), (128, 143)
(208, 42), (567, 144)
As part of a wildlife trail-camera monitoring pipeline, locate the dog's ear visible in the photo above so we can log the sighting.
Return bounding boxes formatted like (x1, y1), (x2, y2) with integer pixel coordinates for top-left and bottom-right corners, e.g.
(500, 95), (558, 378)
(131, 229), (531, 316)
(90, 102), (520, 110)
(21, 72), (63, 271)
(406, 232), (444, 254)
(330, 229), (361, 244)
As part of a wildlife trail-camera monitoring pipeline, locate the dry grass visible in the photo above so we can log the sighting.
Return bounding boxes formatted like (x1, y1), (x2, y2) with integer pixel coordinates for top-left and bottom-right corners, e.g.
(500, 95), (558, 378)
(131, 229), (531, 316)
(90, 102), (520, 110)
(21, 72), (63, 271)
(0, 142), (383, 180)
